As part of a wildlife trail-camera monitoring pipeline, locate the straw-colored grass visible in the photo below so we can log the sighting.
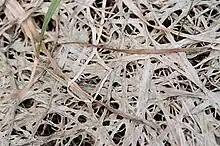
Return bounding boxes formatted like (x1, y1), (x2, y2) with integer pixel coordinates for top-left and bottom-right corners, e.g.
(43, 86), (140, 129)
(1, 0), (220, 146)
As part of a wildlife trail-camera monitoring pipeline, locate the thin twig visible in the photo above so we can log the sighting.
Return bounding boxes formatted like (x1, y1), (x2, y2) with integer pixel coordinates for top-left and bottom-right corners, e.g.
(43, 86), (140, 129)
(60, 41), (211, 54)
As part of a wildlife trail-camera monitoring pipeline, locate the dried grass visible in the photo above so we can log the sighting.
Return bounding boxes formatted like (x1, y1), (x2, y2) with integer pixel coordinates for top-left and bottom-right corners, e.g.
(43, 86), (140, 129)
(0, 0), (220, 146)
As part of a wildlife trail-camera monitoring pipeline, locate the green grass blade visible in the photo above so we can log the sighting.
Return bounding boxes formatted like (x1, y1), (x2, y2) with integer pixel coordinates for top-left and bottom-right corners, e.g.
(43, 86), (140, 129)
(36, 0), (60, 58)
(40, 0), (60, 39)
